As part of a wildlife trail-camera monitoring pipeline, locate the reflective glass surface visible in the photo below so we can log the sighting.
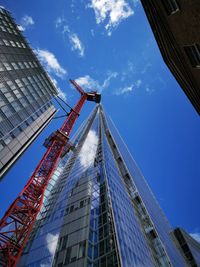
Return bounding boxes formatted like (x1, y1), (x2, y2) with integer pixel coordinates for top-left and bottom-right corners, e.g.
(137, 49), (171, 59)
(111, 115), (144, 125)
(0, 7), (57, 177)
(18, 111), (99, 266)
(102, 125), (154, 267)
(18, 106), (186, 267)
(104, 113), (185, 267)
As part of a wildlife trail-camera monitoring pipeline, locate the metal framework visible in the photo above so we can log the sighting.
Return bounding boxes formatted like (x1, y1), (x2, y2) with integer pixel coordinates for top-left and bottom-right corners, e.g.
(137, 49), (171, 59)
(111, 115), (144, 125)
(0, 80), (101, 267)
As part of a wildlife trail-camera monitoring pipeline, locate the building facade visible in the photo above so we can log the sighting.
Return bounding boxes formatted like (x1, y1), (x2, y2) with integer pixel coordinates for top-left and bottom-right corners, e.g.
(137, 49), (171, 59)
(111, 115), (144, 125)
(0, 7), (58, 179)
(171, 227), (200, 267)
(18, 105), (187, 267)
(140, 0), (200, 114)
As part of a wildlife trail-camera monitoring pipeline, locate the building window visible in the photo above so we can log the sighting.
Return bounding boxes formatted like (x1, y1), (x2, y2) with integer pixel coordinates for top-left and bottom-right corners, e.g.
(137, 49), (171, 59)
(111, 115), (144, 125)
(0, 142), (5, 152)
(0, 83), (8, 93)
(1, 105), (13, 117)
(18, 62), (25, 69)
(16, 42), (21, 48)
(21, 42), (25, 48)
(78, 241), (86, 258)
(28, 61), (34, 68)
(24, 62), (29, 68)
(11, 101), (21, 111)
(0, 25), (6, 32)
(184, 44), (200, 68)
(4, 136), (13, 146)
(10, 40), (16, 47)
(13, 29), (18, 35)
(11, 62), (19, 70)
(7, 80), (16, 90)
(12, 127), (21, 137)
(0, 63), (4, 72)
(7, 28), (12, 34)
(3, 62), (12, 71)
(3, 39), (10, 46)
(15, 79), (23, 87)
(161, 0), (179, 15)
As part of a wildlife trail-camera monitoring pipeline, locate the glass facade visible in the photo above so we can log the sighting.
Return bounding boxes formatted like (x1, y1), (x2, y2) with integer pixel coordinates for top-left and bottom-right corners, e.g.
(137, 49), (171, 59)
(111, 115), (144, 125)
(172, 228), (200, 267)
(0, 7), (58, 179)
(103, 113), (185, 267)
(18, 105), (186, 267)
(101, 126), (154, 267)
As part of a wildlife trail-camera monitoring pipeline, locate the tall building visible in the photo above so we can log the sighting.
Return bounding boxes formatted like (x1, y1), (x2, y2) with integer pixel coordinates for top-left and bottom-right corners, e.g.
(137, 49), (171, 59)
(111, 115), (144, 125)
(0, 7), (58, 179)
(171, 227), (200, 267)
(140, 0), (200, 114)
(18, 105), (186, 267)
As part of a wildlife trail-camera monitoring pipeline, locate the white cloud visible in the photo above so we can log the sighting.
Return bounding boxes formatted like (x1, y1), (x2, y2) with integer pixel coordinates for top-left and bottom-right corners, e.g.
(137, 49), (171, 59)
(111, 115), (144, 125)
(55, 16), (65, 28)
(71, 0), (75, 12)
(141, 62), (152, 74)
(114, 79), (142, 95)
(135, 79), (142, 88)
(102, 71), (118, 88)
(55, 18), (85, 57)
(57, 87), (67, 101)
(22, 15), (34, 26)
(19, 15), (34, 31)
(75, 73), (141, 96)
(49, 76), (67, 101)
(144, 76), (166, 94)
(35, 49), (67, 79)
(79, 130), (98, 168)
(127, 61), (135, 73)
(91, 29), (95, 36)
(46, 233), (59, 256)
(145, 85), (153, 94)
(88, 0), (134, 35)
(75, 75), (96, 90)
(114, 85), (133, 95)
(75, 72), (118, 93)
(69, 33), (85, 57)
(121, 61), (136, 81)
(190, 232), (200, 243)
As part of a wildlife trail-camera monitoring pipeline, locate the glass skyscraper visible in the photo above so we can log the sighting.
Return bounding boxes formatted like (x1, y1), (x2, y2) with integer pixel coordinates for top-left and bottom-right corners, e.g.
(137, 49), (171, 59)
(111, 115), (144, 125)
(171, 228), (200, 267)
(0, 7), (58, 179)
(18, 105), (187, 267)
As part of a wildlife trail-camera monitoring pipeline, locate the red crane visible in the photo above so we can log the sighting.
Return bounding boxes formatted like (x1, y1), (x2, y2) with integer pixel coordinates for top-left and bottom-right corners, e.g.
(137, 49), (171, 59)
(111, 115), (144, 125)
(0, 80), (101, 267)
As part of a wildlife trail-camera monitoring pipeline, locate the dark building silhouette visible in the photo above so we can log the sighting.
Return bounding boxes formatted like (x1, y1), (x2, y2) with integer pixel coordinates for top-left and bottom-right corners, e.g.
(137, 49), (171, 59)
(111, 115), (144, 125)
(140, 0), (200, 114)
(0, 7), (58, 179)
(171, 228), (200, 267)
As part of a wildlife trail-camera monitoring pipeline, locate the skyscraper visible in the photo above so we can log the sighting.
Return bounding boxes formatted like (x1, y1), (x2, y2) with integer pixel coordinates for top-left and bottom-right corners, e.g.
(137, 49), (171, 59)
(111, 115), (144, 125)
(140, 0), (200, 114)
(171, 227), (200, 267)
(0, 7), (58, 179)
(18, 105), (186, 267)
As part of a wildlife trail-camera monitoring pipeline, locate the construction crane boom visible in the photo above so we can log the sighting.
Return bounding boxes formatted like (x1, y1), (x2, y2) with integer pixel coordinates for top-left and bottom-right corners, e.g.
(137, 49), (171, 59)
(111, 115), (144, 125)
(0, 80), (101, 267)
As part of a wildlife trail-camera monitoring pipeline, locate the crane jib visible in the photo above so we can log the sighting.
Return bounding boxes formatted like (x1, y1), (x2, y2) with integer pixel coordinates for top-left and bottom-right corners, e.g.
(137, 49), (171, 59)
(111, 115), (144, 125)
(0, 79), (101, 267)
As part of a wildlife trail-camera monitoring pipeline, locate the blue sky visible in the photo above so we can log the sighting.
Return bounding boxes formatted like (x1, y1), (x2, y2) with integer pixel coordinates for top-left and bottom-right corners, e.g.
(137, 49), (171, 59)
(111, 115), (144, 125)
(0, 0), (200, 242)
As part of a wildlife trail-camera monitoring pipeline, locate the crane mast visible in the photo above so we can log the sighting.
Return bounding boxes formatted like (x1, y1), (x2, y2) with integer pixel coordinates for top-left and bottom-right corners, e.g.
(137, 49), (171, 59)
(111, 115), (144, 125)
(0, 80), (101, 267)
